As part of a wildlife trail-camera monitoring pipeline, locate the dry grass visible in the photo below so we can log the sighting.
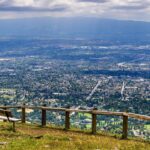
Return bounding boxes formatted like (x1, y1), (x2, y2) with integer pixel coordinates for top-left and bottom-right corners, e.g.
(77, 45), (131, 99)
(0, 122), (149, 150)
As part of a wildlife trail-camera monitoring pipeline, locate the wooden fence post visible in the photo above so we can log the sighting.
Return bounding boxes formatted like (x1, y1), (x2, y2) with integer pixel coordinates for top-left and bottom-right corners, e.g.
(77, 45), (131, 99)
(122, 115), (128, 139)
(65, 110), (70, 130)
(41, 104), (46, 127)
(3, 104), (7, 122)
(21, 103), (26, 123)
(92, 108), (97, 134)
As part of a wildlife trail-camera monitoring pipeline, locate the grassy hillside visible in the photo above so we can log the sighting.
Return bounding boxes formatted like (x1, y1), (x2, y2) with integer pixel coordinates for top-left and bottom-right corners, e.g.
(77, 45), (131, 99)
(0, 122), (149, 150)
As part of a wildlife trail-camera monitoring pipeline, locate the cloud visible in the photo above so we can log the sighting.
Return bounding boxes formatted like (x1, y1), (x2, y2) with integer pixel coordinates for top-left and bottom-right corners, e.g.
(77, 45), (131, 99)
(0, 5), (68, 12)
(77, 0), (109, 3)
(0, 0), (70, 12)
(0, 0), (150, 21)
(112, 5), (148, 10)
(112, 1), (150, 10)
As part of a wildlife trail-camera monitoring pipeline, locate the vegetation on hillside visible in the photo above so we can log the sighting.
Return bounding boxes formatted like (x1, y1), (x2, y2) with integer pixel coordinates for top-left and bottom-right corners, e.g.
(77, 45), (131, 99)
(0, 122), (149, 150)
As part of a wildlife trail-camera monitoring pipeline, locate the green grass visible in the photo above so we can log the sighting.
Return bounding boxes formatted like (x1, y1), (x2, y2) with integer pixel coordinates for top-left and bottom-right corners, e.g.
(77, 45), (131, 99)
(145, 125), (150, 130)
(0, 95), (15, 99)
(78, 113), (91, 118)
(0, 122), (149, 150)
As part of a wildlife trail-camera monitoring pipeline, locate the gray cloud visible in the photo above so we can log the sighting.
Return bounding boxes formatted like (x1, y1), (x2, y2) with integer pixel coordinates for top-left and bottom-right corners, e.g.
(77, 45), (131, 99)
(0, 5), (68, 12)
(77, 0), (109, 3)
(112, 1), (150, 11)
(0, 0), (14, 6)
(0, 0), (150, 21)
(0, 0), (68, 12)
(112, 5), (148, 10)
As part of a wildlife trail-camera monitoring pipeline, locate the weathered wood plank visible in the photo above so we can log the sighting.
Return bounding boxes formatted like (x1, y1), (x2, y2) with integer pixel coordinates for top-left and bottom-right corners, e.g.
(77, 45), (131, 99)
(92, 113), (97, 134)
(41, 104), (47, 127)
(65, 109), (92, 113)
(127, 113), (150, 121)
(0, 106), (150, 122)
(0, 106), (21, 109)
(21, 104), (26, 123)
(92, 111), (124, 116)
(42, 107), (66, 111)
(122, 115), (128, 139)
(65, 111), (70, 130)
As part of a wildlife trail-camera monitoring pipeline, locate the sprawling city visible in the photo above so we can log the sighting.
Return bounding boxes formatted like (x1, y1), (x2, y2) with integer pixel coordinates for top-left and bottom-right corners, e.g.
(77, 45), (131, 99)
(0, 37), (149, 139)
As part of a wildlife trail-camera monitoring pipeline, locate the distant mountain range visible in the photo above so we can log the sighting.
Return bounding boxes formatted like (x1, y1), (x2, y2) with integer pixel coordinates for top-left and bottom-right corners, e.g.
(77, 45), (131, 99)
(0, 17), (150, 42)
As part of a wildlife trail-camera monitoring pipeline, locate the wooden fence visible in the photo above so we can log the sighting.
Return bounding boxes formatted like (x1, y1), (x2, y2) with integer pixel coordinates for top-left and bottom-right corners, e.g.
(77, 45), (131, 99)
(0, 105), (150, 139)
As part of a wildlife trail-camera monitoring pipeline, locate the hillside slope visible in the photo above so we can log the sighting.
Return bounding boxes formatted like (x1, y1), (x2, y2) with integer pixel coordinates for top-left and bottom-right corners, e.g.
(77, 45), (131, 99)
(0, 123), (149, 150)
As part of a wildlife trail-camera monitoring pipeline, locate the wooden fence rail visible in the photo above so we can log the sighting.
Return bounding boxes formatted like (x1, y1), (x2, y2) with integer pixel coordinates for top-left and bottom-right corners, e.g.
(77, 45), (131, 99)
(0, 105), (150, 139)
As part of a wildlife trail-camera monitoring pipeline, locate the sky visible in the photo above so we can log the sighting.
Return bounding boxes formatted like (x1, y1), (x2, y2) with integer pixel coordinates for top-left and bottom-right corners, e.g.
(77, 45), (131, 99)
(0, 0), (150, 21)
